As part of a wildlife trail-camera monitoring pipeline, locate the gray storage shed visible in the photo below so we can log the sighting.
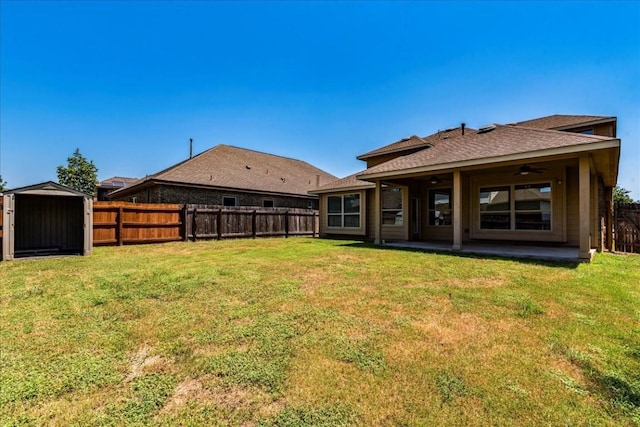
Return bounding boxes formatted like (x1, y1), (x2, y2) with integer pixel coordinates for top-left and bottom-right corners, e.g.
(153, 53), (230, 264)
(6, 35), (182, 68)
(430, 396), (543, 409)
(2, 181), (93, 260)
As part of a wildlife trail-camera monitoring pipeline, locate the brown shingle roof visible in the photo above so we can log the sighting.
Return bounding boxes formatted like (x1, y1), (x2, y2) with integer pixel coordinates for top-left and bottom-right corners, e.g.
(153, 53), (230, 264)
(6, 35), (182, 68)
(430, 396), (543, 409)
(358, 125), (617, 178)
(514, 114), (615, 130)
(357, 126), (474, 160)
(310, 171), (375, 194)
(112, 145), (337, 197)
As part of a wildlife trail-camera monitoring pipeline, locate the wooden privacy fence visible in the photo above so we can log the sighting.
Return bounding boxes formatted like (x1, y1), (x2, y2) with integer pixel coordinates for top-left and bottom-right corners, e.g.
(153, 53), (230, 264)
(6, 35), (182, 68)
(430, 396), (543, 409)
(93, 201), (184, 246)
(614, 202), (640, 254)
(186, 205), (318, 240)
(92, 201), (318, 246)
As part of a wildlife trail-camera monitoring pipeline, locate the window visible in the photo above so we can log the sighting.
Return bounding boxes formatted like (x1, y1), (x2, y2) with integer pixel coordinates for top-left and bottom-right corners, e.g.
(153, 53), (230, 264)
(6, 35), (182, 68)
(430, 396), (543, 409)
(479, 183), (551, 231)
(515, 184), (551, 230)
(327, 194), (360, 228)
(429, 189), (451, 226)
(382, 187), (403, 225)
(580, 128), (594, 135)
(263, 199), (275, 208)
(223, 196), (237, 207)
(479, 186), (511, 229)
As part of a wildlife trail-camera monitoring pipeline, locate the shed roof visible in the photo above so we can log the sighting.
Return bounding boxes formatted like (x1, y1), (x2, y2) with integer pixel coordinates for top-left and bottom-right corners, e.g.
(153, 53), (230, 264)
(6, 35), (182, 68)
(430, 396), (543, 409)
(110, 145), (337, 198)
(3, 181), (90, 197)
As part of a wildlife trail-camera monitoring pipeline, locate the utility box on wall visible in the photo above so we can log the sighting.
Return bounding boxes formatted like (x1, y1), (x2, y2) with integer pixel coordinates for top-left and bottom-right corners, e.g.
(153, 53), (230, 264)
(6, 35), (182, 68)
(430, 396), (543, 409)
(2, 181), (93, 261)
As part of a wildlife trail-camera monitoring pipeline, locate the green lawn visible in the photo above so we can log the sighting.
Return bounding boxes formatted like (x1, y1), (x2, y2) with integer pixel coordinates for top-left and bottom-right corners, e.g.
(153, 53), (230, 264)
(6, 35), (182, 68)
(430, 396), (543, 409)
(1, 238), (639, 426)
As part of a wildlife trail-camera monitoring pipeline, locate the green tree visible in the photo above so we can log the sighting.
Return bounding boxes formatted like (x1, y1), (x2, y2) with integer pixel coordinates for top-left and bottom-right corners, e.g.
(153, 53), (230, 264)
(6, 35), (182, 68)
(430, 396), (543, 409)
(56, 148), (98, 196)
(613, 185), (635, 204)
(0, 175), (7, 192)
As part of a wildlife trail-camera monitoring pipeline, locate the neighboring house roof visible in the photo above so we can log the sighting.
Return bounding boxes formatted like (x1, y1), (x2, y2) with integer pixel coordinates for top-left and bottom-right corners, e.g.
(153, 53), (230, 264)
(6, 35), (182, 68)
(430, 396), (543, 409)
(310, 171), (375, 194)
(357, 125), (618, 179)
(513, 114), (615, 130)
(98, 176), (139, 189)
(357, 126), (473, 160)
(110, 144), (337, 198)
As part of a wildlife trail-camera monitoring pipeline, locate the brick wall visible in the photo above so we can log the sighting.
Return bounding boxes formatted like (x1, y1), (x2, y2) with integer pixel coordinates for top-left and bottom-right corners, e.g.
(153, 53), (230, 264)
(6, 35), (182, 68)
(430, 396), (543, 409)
(112, 184), (318, 209)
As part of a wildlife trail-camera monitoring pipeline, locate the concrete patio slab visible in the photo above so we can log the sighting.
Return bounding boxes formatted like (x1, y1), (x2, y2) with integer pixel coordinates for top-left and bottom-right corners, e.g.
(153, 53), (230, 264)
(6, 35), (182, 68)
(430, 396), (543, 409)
(383, 241), (589, 263)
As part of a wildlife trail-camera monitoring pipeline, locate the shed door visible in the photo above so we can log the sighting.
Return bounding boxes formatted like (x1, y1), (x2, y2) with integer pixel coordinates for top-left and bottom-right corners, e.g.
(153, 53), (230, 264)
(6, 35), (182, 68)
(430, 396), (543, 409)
(14, 195), (84, 257)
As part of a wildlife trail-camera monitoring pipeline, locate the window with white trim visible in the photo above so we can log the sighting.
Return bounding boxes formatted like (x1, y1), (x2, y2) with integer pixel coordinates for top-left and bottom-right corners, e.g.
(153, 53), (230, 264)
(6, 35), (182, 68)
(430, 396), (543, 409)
(263, 199), (275, 208)
(479, 183), (551, 231)
(382, 187), (403, 225)
(327, 194), (360, 228)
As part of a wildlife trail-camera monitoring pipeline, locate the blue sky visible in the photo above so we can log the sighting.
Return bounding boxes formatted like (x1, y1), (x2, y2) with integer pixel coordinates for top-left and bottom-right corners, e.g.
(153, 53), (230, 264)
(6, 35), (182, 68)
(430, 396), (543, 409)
(1, 1), (639, 197)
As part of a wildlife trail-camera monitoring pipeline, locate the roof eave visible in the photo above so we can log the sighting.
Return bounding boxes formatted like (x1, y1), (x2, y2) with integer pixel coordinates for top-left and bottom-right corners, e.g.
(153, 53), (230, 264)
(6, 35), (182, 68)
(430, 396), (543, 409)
(550, 117), (617, 131)
(309, 183), (376, 194)
(356, 139), (621, 181)
(111, 179), (320, 199)
(356, 143), (432, 161)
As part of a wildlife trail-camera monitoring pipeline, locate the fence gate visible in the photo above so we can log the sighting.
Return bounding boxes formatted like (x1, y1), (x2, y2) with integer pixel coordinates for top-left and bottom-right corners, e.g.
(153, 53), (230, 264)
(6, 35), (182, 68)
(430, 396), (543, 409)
(614, 202), (640, 254)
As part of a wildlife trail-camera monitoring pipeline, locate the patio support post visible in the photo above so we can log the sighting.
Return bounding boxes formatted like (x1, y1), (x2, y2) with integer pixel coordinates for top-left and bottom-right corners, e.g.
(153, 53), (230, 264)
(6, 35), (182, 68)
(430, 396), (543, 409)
(452, 169), (462, 250)
(374, 179), (382, 245)
(605, 186), (613, 251)
(579, 155), (592, 260)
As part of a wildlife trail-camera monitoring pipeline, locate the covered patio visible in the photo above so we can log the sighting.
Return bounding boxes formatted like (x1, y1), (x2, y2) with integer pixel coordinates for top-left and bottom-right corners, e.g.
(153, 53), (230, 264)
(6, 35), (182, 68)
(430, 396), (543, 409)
(314, 115), (621, 264)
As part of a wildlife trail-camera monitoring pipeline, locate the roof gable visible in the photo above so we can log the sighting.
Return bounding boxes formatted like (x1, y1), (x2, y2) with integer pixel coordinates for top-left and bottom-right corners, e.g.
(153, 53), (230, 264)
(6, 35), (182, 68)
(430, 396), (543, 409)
(357, 126), (474, 160)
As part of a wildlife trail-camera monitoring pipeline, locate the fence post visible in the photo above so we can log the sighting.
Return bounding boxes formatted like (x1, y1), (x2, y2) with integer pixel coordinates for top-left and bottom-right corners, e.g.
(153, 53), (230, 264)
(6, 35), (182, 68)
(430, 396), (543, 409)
(117, 206), (124, 246)
(285, 210), (289, 238)
(192, 208), (198, 241)
(252, 210), (257, 238)
(314, 211), (318, 238)
(182, 204), (188, 242)
(217, 209), (222, 240)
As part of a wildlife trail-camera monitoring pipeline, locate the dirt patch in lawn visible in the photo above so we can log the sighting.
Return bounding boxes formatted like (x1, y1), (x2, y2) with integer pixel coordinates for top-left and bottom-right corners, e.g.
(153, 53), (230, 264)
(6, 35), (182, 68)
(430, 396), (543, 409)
(125, 345), (167, 382)
(162, 378), (213, 413)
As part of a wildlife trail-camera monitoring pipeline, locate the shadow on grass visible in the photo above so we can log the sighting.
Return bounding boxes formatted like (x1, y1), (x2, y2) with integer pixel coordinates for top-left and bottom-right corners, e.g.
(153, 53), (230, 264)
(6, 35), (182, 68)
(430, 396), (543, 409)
(336, 241), (580, 269)
(567, 353), (640, 413)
